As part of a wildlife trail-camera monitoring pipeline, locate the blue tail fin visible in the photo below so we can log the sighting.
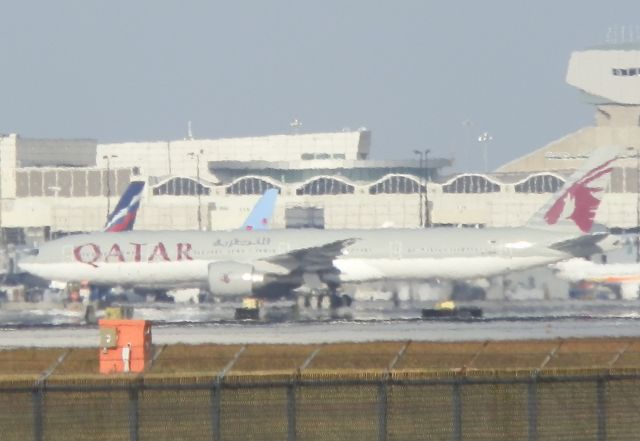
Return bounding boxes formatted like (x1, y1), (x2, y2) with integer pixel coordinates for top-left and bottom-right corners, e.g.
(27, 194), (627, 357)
(241, 188), (279, 230)
(104, 181), (146, 232)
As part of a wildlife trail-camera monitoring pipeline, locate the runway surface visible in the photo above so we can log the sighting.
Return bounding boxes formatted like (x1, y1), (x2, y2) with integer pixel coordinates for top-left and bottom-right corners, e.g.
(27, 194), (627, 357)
(1, 299), (640, 348)
(2, 299), (640, 325)
(1, 317), (640, 348)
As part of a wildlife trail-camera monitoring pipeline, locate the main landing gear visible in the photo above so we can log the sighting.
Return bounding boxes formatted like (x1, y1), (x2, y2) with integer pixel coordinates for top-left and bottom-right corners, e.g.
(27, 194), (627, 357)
(329, 293), (352, 309)
(234, 285), (355, 322)
(302, 286), (353, 312)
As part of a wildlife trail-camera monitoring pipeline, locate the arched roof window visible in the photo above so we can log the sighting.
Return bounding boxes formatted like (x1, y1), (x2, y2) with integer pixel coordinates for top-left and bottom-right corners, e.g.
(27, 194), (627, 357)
(152, 177), (211, 196)
(442, 175), (501, 194)
(296, 177), (355, 195)
(514, 174), (565, 193)
(369, 175), (425, 194)
(226, 177), (281, 195)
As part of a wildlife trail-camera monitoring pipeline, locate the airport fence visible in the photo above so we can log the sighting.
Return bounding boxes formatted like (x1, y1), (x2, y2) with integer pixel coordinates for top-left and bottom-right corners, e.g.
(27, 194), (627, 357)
(0, 369), (639, 441)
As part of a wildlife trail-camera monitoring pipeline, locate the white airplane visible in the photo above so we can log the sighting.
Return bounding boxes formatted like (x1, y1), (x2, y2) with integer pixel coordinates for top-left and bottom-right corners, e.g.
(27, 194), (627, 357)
(551, 258), (640, 299)
(19, 147), (621, 306)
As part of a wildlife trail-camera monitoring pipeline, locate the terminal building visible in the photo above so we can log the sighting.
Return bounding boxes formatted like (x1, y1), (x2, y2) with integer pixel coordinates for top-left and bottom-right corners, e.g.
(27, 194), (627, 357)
(1, 42), (640, 246)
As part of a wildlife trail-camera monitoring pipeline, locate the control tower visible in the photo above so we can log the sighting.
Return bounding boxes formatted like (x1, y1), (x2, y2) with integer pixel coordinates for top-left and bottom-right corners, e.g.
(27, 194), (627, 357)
(567, 44), (640, 125)
(498, 36), (640, 173)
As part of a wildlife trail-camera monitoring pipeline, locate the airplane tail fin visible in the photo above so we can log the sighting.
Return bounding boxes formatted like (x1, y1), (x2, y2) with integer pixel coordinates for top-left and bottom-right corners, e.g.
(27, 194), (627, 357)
(104, 181), (146, 232)
(241, 188), (279, 231)
(526, 147), (620, 233)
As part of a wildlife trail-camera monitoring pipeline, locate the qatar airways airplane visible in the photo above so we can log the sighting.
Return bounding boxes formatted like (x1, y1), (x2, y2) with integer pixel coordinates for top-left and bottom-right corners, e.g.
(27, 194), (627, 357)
(19, 147), (621, 303)
(551, 257), (640, 300)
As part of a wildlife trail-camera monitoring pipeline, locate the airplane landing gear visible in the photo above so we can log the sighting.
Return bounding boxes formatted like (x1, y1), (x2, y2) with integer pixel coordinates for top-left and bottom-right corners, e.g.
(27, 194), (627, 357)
(295, 285), (354, 317)
(329, 292), (352, 309)
(391, 290), (400, 308)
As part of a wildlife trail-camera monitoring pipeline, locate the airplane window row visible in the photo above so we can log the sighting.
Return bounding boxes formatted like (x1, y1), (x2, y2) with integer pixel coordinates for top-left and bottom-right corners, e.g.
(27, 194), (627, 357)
(612, 68), (640, 76)
(350, 248), (371, 254)
(407, 247), (487, 254)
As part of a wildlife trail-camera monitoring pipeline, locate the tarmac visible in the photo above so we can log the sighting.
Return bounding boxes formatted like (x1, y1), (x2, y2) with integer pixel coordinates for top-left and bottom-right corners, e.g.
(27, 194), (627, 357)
(0, 297), (640, 347)
(0, 316), (639, 348)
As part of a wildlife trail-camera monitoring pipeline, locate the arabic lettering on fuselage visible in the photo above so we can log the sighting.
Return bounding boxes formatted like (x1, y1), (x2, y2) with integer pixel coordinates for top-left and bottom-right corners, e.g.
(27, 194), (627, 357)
(73, 242), (193, 266)
(212, 237), (271, 248)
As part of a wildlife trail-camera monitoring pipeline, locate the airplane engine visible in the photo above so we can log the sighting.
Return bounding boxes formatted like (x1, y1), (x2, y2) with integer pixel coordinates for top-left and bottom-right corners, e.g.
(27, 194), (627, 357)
(208, 261), (266, 296)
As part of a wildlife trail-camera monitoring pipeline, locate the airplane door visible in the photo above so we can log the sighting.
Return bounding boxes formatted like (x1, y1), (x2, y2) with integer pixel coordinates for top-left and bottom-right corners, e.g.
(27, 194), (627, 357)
(389, 241), (402, 259)
(488, 240), (502, 256)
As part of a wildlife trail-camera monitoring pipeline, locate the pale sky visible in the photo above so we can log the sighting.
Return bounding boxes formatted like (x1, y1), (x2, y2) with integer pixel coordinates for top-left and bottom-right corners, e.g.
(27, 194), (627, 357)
(1, 1), (639, 171)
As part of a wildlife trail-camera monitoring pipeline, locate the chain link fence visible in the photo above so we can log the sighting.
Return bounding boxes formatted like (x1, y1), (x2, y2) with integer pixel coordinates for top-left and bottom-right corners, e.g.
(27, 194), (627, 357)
(0, 370), (639, 441)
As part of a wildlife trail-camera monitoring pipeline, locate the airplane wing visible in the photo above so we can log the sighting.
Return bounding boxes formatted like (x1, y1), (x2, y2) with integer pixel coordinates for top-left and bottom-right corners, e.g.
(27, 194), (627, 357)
(549, 232), (610, 257)
(263, 238), (358, 272)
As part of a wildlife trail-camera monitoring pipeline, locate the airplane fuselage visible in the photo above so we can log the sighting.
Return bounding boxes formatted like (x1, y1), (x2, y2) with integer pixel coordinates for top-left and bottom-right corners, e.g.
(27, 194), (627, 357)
(20, 227), (582, 292)
(553, 258), (640, 284)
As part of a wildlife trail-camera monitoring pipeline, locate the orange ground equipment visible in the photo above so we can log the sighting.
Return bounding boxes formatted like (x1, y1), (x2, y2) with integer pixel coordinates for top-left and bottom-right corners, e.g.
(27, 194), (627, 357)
(99, 319), (152, 374)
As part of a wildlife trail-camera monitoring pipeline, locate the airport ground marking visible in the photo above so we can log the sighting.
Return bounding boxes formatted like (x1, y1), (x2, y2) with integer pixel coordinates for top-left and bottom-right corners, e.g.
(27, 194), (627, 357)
(387, 341), (411, 372)
(538, 341), (563, 371)
(607, 341), (631, 367)
(40, 349), (71, 381)
(466, 340), (490, 369)
(217, 345), (246, 379)
(151, 344), (167, 365)
(298, 347), (322, 372)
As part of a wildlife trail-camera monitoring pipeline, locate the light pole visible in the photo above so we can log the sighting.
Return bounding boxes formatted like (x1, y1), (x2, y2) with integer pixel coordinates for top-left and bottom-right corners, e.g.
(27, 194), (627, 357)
(636, 147), (639, 263)
(102, 155), (118, 217)
(47, 186), (61, 238)
(187, 150), (204, 230)
(625, 146), (640, 263)
(413, 150), (424, 227)
(461, 119), (474, 171)
(478, 132), (493, 172)
(0, 135), (3, 246)
(424, 149), (431, 228)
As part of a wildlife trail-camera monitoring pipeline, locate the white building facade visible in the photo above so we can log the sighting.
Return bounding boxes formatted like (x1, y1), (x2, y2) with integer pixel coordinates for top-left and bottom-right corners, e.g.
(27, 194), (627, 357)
(2, 43), (640, 244)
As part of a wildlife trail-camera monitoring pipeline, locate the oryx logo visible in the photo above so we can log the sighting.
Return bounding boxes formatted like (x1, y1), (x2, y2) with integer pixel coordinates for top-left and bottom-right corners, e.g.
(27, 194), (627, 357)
(544, 158), (616, 233)
(221, 273), (231, 284)
(245, 218), (268, 231)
